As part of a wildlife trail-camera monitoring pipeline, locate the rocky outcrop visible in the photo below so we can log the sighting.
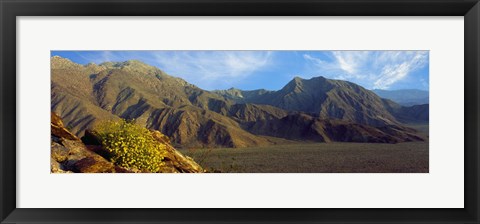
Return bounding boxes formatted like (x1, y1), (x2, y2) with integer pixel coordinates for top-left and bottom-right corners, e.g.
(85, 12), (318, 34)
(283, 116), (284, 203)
(51, 138), (116, 173)
(50, 113), (115, 173)
(151, 131), (204, 173)
(51, 112), (80, 141)
(51, 113), (117, 173)
(51, 112), (204, 173)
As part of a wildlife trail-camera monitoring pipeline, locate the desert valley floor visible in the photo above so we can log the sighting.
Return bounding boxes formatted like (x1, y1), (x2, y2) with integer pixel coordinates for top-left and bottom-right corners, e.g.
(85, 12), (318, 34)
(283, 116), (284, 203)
(183, 124), (429, 173)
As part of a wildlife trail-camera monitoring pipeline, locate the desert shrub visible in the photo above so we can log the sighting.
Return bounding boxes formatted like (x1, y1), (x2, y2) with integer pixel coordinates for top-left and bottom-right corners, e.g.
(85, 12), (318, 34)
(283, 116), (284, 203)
(93, 120), (167, 172)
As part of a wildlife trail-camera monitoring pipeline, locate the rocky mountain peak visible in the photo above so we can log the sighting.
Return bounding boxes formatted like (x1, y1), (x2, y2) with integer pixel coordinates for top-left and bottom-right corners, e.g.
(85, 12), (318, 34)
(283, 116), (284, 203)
(283, 76), (307, 93)
(51, 56), (82, 70)
(292, 76), (303, 81)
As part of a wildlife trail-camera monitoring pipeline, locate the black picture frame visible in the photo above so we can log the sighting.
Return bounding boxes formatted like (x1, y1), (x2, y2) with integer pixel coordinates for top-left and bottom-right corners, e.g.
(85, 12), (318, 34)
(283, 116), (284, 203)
(1, 0), (479, 223)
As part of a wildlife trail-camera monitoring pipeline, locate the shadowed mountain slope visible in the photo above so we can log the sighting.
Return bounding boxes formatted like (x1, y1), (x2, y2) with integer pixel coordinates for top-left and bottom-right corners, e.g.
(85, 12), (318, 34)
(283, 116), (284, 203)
(216, 76), (401, 127)
(52, 57), (425, 148)
(246, 113), (424, 143)
(382, 99), (429, 123)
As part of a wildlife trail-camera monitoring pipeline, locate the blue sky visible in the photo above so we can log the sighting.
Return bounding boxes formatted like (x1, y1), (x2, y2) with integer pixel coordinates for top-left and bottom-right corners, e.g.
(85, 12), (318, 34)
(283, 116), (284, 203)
(51, 50), (429, 91)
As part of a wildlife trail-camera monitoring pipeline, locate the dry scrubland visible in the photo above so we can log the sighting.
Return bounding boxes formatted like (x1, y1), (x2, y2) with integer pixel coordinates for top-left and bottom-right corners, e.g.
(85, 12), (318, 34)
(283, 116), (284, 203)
(182, 142), (428, 173)
(183, 124), (429, 173)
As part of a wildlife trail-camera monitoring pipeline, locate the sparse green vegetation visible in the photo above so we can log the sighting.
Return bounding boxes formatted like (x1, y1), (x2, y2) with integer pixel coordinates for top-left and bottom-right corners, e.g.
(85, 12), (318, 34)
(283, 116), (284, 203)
(94, 120), (167, 172)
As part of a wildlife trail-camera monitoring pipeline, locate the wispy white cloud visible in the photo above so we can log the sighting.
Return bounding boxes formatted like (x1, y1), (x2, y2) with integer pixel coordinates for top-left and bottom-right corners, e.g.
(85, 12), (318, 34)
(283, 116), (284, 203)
(332, 51), (370, 76)
(73, 51), (116, 64)
(373, 52), (428, 89)
(303, 51), (428, 89)
(146, 51), (273, 89)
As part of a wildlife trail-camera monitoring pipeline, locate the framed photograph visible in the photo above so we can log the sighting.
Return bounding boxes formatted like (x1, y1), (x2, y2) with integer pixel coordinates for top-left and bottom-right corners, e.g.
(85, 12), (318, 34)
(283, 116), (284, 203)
(1, 0), (479, 223)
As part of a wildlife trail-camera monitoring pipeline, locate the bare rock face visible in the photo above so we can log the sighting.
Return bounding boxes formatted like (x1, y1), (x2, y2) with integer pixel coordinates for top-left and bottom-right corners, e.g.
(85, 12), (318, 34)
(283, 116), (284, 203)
(151, 130), (204, 173)
(51, 112), (79, 141)
(50, 157), (73, 173)
(51, 139), (116, 173)
(51, 112), (117, 173)
(73, 156), (115, 173)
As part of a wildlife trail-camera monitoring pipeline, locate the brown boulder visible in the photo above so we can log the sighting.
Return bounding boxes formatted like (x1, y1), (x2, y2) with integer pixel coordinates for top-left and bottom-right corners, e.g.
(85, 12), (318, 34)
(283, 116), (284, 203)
(51, 139), (116, 173)
(73, 157), (115, 173)
(51, 113), (116, 173)
(50, 157), (73, 173)
(51, 141), (69, 162)
(114, 166), (141, 173)
(51, 112), (79, 141)
(151, 130), (204, 173)
(81, 129), (103, 145)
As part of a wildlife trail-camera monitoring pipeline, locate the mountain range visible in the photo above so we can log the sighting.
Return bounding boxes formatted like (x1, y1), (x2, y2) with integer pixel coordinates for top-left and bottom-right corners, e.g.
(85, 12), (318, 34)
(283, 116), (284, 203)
(372, 89), (429, 106)
(51, 56), (427, 148)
